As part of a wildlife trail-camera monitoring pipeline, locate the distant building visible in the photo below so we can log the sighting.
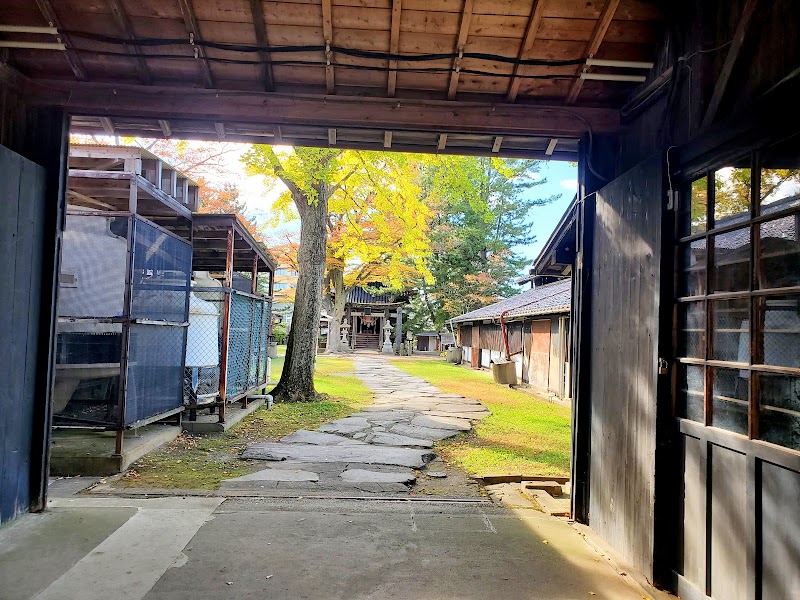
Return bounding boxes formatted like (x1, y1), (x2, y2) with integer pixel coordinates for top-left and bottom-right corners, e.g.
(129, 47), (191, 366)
(450, 279), (571, 400)
(272, 263), (298, 329)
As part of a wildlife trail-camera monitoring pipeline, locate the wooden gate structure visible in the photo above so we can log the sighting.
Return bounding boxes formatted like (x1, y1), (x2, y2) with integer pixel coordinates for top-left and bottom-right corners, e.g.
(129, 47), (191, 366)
(1, 0), (799, 596)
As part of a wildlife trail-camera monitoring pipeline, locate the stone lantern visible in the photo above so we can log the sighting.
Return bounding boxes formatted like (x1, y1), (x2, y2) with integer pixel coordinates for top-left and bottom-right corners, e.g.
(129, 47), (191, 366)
(340, 318), (351, 349)
(381, 320), (394, 354)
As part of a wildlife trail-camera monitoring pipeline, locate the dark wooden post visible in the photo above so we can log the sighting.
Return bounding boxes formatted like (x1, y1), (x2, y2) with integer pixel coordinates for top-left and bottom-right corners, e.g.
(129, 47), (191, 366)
(21, 107), (69, 513)
(395, 305), (403, 353)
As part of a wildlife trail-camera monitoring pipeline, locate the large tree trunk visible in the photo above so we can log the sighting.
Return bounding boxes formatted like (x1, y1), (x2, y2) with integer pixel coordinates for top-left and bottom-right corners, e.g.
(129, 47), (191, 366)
(269, 189), (328, 402)
(325, 268), (348, 353)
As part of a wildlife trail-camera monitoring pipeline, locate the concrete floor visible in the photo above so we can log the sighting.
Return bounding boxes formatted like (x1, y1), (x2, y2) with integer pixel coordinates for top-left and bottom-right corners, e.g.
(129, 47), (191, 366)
(0, 495), (655, 600)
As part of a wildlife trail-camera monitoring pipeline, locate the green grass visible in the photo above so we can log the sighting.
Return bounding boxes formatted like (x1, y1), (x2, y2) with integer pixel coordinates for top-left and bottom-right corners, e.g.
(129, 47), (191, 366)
(390, 359), (571, 478)
(114, 356), (372, 490)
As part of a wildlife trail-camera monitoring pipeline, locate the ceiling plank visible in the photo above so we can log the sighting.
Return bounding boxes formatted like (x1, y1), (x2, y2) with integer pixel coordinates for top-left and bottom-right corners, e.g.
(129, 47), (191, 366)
(321, 0), (335, 94)
(564, 0), (620, 105)
(701, 0), (759, 129)
(106, 0), (153, 85)
(506, 0), (545, 103)
(34, 0), (87, 81)
(247, 0), (275, 92)
(446, 0), (474, 101)
(176, 0), (214, 88)
(387, 0), (402, 97)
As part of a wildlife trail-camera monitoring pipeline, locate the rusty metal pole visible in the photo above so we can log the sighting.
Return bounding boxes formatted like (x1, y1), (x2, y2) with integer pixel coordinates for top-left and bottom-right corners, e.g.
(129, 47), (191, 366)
(218, 227), (234, 423)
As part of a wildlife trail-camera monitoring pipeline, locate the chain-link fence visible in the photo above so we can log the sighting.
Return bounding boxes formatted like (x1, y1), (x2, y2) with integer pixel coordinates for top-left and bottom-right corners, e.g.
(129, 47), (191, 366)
(184, 285), (271, 408)
(54, 213), (190, 428)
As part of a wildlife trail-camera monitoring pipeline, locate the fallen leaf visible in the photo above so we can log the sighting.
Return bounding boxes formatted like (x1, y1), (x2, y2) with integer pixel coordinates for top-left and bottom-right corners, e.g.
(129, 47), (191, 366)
(588, 593), (596, 596)
(542, 540), (548, 544)
(266, 575), (273, 579)
(226, 582), (233, 585)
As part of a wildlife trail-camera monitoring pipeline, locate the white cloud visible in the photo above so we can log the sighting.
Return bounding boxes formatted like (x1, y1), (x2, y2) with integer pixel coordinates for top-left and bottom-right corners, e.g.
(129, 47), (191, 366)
(559, 178), (578, 191)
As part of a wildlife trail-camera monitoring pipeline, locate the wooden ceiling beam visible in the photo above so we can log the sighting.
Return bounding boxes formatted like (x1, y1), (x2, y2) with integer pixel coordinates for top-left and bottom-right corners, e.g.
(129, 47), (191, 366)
(447, 0), (474, 101)
(387, 0), (402, 97)
(506, 0), (545, 103)
(565, 0), (620, 105)
(34, 0), (87, 81)
(176, 0), (214, 88)
(32, 78), (620, 137)
(106, 0), (153, 85)
(328, 128), (337, 145)
(701, 0), (759, 129)
(546, 138), (558, 156)
(321, 0), (335, 94)
(247, 0), (275, 92)
(491, 136), (503, 153)
(437, 134), (447, 150)
(383, 131), (392, 148)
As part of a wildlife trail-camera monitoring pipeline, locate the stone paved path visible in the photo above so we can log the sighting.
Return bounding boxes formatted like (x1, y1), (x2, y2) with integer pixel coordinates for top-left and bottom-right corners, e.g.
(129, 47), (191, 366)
(226, 357), (489, 494)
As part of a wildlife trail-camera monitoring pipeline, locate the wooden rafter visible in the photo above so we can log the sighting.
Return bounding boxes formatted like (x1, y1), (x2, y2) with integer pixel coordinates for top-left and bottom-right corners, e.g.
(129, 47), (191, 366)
(564, 0), (620, 105)
(214, 122), (226, 140)
(158, 119), (172, 137)
(34, 0), (87, 81)
(387, 0), (402, 97)
(701, 0), (760, 128)
(106, 0), (152, 85)
(177, 0), (214, 88)
(247, 0), (275, 92)
(321, 0), (335, 94)
(506, 0), (544, 103)
(99, 117), (115, 135)
(447, 0), (474, 101)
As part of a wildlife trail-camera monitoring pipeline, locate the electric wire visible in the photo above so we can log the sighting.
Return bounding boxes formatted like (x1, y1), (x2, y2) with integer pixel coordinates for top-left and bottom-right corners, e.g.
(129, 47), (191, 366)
(69, 48), (581, 79)
(63, 29), (588, 67)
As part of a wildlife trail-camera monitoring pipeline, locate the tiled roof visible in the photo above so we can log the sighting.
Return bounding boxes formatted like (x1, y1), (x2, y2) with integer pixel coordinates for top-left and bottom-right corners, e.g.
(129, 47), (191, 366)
(346, 286), (406, 305)
(450, 279), (571, 323)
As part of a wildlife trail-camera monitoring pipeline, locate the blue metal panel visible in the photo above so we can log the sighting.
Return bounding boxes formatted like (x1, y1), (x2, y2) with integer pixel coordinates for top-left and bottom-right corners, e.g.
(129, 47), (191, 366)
(0, 145), (46, 524)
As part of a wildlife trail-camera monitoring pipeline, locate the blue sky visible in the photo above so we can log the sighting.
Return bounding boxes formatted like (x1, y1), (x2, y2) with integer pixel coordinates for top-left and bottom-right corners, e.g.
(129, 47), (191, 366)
(517, 160), (577, 266)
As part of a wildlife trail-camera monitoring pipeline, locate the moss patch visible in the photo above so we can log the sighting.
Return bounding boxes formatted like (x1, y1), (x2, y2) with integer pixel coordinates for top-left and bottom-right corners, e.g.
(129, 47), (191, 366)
(114, 356), (372, 490)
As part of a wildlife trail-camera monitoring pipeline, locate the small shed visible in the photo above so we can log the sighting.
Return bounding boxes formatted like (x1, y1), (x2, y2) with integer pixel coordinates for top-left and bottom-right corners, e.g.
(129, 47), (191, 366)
(185, 214), (277, 423)
(450, 279), (572, 399)
(415, 331), (440, 352)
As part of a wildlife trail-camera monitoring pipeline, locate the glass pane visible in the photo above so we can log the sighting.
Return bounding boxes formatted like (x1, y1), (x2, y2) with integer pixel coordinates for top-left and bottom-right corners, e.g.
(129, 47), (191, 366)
(713, 166), (751, 226)
(759, 373), (800, 450)
(758, 215), (800, 289)
(680, 177), (708, 236)
(758, 296), (800, 368)
(760, 170), (800, 215)
(678, 364), (705, 422)
(712, 227), (750, 292)
(712, 298), (749, 363)
(679, 240), (706, 297)
(711, 367), (749, 434)
(678, 302), (705, 358)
